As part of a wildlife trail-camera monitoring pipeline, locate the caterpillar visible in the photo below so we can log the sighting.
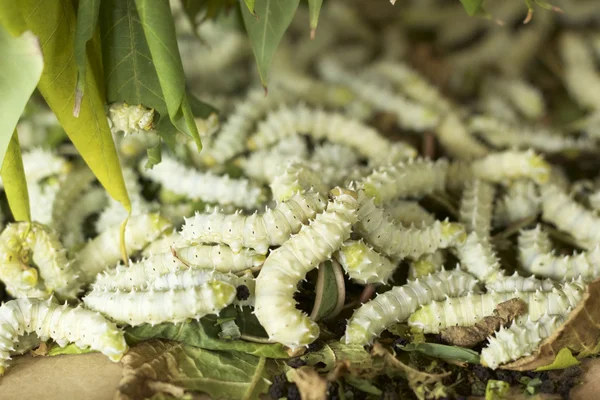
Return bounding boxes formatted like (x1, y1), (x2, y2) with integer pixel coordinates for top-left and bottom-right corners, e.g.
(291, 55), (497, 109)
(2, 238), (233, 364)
(386, 200), (436, 227)
(357, 158), (448, 205)
(540, 184), (600, 249)
(494, 180), (541, 227)
(407, 252), (445, 280)
(254, 187), (359, 348)
(480, 90), (520, 124)
(334, 240), (398, 284)
(517, 225), (554, 268)
(93, 244), (264, 290)
(459, 180), (496, 238)
(470, 150), (551, 185)
(559, 33), (600, 111)
(344, 269), (480, 345)
(247, 103), (417, 164)
(485, 272), (557, 293)
(269, 162), (328, 203)
(0, 222), (79, 300)
(455, 233), (503, 283)
(180, 191), (328, 254)
(107, 102), (155, 134)
(355, 192), (467, 260)
(28, 179), (61, 226)
(407, 281), (585, 334)
(486, 77), (545, 121)
(140, 155), (265, 210)
(74, 213), (172, 283)
(0, 148), (69, 190)
(481, 314), (565, 370)
(311, 142), (361, 169)
(436, 113), (490, 162)
(62, 188), (108, 249)
(51, 168), (97, 237)
(0, 297), (127, 375)
(83, 280), (237, 326)
(11, 333), (41, 356)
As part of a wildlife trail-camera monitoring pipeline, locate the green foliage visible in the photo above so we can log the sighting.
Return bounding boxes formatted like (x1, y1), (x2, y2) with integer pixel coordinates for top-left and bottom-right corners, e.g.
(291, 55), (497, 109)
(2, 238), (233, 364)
(308, 0), (323, 38)
(48, 343), (95, 356)
(459, 0), (484, 16)
(73, 0), (101, 115)
(311, 260), (343, 321)
(1, 132), (30, 222)
(398, 343), (481, 364)
(241, 0), (300, 90)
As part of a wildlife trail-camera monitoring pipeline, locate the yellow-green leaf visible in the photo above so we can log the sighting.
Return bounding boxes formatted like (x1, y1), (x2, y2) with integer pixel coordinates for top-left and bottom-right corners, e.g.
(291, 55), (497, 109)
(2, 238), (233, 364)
(242, 0), (300, 90)
(308, 0), (323, 39)
(0, 131), (30, 222)
(535, 348), (580, 371)
(243, 0), (256, 15)
(0, 26), (43, 167)
(9, 0), (131, 213)
(134, 0), (202, 151)
(73, 0), (101, 116)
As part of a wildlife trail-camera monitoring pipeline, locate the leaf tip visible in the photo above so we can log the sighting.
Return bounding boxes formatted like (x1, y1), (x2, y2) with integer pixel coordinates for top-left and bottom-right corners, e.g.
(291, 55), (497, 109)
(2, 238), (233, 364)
(390, 0), (397, 4)
(523, 9), (533, 24)
(73, 88), (83, 118)
(310, 28), (316, 40)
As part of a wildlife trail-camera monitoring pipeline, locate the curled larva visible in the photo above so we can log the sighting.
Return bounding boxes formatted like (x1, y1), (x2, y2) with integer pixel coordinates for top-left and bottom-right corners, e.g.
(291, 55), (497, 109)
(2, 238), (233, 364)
(436, 112), (489, 161)
(455, 233), (503, 283)
(74, 213), (172, 283)
(408, 281), (585, 334)
(540, 184), (600, 249)
(311, 142), (360, 169)
(334, 240), (397, 284)
(470, 150), (551, 185)
(247, 103), (416, 164)
(355, 192), (466, 260)
(180, 191), (327, 254)
(107, 102), (154, 134)
(517, 225), (554, 269)
(487, 77), (545, 121)
(386, 200), (436, 227)
(494, 180), (541, 227)
(0, 297), (127, 375)
(140, 156), (265, 210)
(344, 269), (480, 345)
(485, 272), (557, 293)
(83, 280), (236, 326)
(51, 168), (96, 236)
(481, 314), (565, 370)
(14, 148), (70, 186)
(93, 245), (264, 290)
(459, 180), (495, 239)
(62, 188), (108, 249)
(357, 158), (448, 205)
(254, 188), (358, 348)
(270, 161), (328, 202)
(559, 33), (600, 111)
(0, 222), (80, 300)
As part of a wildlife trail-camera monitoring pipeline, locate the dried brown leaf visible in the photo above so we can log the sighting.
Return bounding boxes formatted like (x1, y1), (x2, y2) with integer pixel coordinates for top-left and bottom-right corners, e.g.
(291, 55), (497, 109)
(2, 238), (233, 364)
(31, 342), (49, 357)
(502, 279), (600, 371)
(290, 366), (328, 400)
(441, 298), (527, 348)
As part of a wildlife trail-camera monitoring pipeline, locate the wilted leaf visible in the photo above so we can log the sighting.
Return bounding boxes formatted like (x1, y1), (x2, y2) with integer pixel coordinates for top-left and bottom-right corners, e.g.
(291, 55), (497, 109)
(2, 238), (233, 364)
(6, 0), (131, 214)
(399, 343), (481, 365)
(289, 366), (328, 400)
(116, 340), (273, 400)
(308, 0), (323, 39)
(219, 320), (242, 340)
(125, 314), (289, 358)
(0, 26), (43, 167)
(48, 343), (95, 357)
(310, 260), (344, 321)
(1, 132), (30, 221)
(73, 0), (101, 115)
(301, 341), (385, 378)
(502, 279), (600, 371)
(134, 0), (202, 151)
(242, 0), (300, 89)
(535, 348), (580, 371)
(459, 0), (484, 16)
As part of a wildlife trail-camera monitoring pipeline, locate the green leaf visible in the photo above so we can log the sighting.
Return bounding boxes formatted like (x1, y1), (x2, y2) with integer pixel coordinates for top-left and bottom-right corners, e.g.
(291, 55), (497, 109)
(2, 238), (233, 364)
(344, 376), (382, 396)
(6, 0), (131, 213)
(0, 26), (43, 167)
(125, 315), (289, 358)
(308, 0), (323, 39)
(242, 0), (300, 90)
(398, 343), (481, 364)
(243, 0), (256, 15)
(459, 0), (484, 16)
(73, 0), (101, 116)
(145, 142), (162, 170)
(48, 343), (95, 356)
(310, 260), (342, 321)
(134, 0), (202, 151)
(0, 131), (30, 221)
(485, 380), (510, 400)
(118, 340), (275, 400)
(301, 341), (384, 375)
(535, 348), (580, 371)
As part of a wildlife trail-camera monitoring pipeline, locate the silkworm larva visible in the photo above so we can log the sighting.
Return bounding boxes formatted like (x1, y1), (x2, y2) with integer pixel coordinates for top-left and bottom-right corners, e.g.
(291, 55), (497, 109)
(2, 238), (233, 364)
(62, 188), (108, 249)
(358, 158), (448, 205)
(107, 102), (154, 134)
(51, 168), (96, 237)
(407, 252), (445, 280)
(386, 200), (436, 227)
(470, 150), (551, 185)
(344, 269), (480, 345)
(481, 314), (565, 369)
(408, 281), (585, 333)
(254, 188), (358, 348)
(436, 113), (489, 162)
(459, 180), (496, 239)
(485, 272), (557, 293)
(334, 240), (397, 284)
(270, 161), (328, 202)
(311, 142), (360, 169)
(0, 297), (127, 375)
(140, 155), (264, 210)
(494, 180), (541, 227)
(455, 233), (503, 283)
(559, 32), (600, 111)
(517, 225), (553, 268)
(490, 77), (545, 121)
(74, 213), (172, 283)
(180, 191), (327, 254)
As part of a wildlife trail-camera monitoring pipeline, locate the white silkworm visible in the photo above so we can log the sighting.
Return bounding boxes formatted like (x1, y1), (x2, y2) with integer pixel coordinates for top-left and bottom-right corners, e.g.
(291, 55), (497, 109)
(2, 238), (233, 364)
(459, 180), (495, 238)
(559, 32), (600, 111)
(0, 297), (127, 375)
(407, 252), (445, 280)
(455, 233), (503, 283)
(311, 142), (360, 169)
(344, 269), (480, 345)
(494, 180), (541, 227)
(485, 272), (557, 293)
(107, 103), (154, 134)
(180, 191), (327, 254)
(386, 200), (436, 227)
(269, 162), (328, 202)
(481, 314), (565, 369)
(487, 77), (545, 121)
(51, 168), (97, 237)
(334, 240), (398, 284)
(254, 188), (358, 348)
(62, 188), (108, 249)
(517, 225), (554, 268)
(470, 150), (551, 185)
(436, 113), (489, 161)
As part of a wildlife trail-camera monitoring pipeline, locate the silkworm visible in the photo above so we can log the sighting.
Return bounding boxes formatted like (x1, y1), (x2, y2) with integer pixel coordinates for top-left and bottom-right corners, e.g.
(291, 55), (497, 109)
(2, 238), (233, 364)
(494, 180), (541, 227)
(334, 240), (397, 284)
(436, 113), (489, 162)
(470, 150), (551, 185)
(107, 102), (155, 134)
(455, 233), (503, 283)
(485, 272), (557, 293)
(407, 252), (445, 280)
(51, 168), (97, 237)
(344, 269), (480, 345)
(62, 188), (108, 249)
(517, 225), (554, 268)
(311, 142), (360, 169)
(559, 32), (600, 111)
(488, 77), (545, 121)
(386, 200), (436, 227)
(459, 180), (496, 238)
(0, 297), (127, 375)
(28, 180), (61, 226)
(269, 162), (328, 202)
(140, 155), (265, 210)
(254, 188), (358, 348)
(407, 281), (585, 334)
(180, 191), (327, 254)
(481, 314), (565, 369)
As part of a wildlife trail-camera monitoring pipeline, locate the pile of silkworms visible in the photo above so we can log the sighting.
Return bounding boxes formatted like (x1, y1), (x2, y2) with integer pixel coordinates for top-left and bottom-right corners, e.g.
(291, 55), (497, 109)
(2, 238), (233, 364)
(2, 0), (600, 380)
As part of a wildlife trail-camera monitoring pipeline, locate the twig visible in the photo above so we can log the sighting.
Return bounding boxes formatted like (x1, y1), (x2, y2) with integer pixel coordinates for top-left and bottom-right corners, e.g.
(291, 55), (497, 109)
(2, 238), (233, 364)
(359, 284), (377, 304)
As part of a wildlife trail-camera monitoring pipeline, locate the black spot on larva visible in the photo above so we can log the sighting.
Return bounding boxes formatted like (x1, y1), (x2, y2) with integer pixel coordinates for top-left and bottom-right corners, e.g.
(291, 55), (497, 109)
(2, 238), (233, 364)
(236, 285), (250, 301)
